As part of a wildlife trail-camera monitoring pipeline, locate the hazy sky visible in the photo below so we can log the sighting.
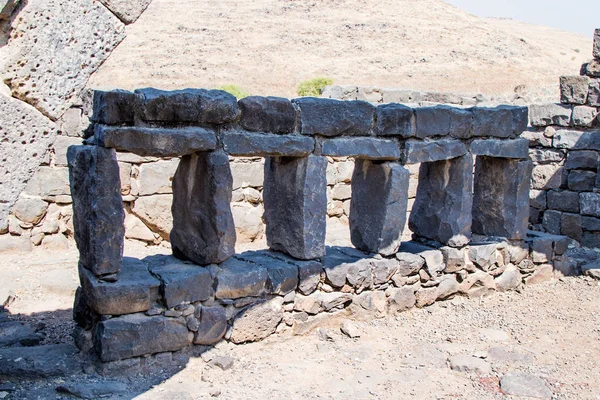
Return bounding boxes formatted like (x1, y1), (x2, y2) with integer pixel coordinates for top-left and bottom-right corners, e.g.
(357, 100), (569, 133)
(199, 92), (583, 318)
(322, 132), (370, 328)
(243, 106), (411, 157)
(446, 0), (597, 37)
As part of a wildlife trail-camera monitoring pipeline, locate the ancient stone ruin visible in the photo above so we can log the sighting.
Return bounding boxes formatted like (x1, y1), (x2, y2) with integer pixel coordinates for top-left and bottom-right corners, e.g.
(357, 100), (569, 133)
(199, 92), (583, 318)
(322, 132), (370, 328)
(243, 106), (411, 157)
(69, 88), (572, 365)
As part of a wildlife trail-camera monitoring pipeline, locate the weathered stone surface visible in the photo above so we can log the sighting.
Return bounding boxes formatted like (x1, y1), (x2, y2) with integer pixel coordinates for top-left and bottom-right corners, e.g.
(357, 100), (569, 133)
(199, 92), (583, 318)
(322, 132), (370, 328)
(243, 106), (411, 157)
(375, 103), (415, 137)
(321, 292), (353, 311)
(409, 154), (473, 246)
(214, 258), (269, 299)
(150, 261), (213, 308)
(542, 210), (562, 234)
(521, 129), (552, 147)
(580, 192), (600, 217)
(531, 164), (564, 190)
(94, 314), (191, 362)
(236, 251), (299, 295)
(79, 258), (160, 315)
(402, 139), (467, 164)
(528, 149), (565, 164)
(222, 131), (314, 157)
(293, 98), (375, 137)
(559, 76), (590, 105)
(469, 138), (529, 159)
(68, 146), (124, 276)
(53, 136), (84, 167)
(131, 195), (172, 240)
(0, 235), (32, 252)
(230, 160), (264, 190)
(0, 94), (56, 227)
(134, 88), (239, 124)
(594, 29), (600, 59)
(561, 213), (582, 241)
(399, 242), (445, 276)
(171, 150), (236, 265)
(322, 247), (359, 288)
(449, 355), (491, 374)
(440, 246), (467, 272)
(294, 292), (323, 314)
(350, 160), (409, 255)
(583, 216), (600, 231)
(529, 190), (546, 210)
(529, 104), (572, 127)
(565, 150), (598, 170)
(12, 196), (48, 225)
(91, 90), (135, 125)
(131, 159), (178, 196)
(414, 105), (471, 139)
(589, 79), (600, 106)
(500, 372), (552, 399)
(266, 252), (323, 295)
(98, 0), (152, 24)
(572, 105), (598, 127)
(95, 125), (217, 157)
(395, 252), (425, 277)
(22, 166), (71, 202)
(0, 344), (79, 378)
(582, 232), (600, 248)
(0, 321), (43, 348)
(387, 287), (416, 313)
(238, 96), (296, 133)
(320, 137), (400, 160)
(193, 306), (227, 345)
(471, 106), (528, 138)
(547, 190), (579, 213)
(568, 170), (595, 191)
(264, 155), (327, 260)
(56, 381), (129, 400)
(495, 264), (522, 291)
(526, 264), (554, 284)
(553, 129), (600, 150)
(585, 60), (600, 78)
(230, 297), (284, 343)
(371, 258), (398, 285)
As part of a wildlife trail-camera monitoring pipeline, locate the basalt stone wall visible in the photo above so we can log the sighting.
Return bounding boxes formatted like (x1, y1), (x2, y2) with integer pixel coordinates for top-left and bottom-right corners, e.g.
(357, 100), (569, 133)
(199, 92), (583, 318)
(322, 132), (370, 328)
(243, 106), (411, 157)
(527, 29), (600, 248)
(64, 87), (577, 366)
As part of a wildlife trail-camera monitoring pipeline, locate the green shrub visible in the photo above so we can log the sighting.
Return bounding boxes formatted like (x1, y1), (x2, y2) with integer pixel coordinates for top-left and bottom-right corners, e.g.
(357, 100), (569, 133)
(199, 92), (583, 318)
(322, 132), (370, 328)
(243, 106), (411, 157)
(218, 84), (250, 99)
(296, 77), (334, 97)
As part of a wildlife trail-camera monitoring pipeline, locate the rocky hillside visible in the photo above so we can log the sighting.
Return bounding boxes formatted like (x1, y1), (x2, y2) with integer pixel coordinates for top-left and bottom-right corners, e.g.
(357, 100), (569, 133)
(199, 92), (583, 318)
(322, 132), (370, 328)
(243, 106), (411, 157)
(89, 0), (592, 101)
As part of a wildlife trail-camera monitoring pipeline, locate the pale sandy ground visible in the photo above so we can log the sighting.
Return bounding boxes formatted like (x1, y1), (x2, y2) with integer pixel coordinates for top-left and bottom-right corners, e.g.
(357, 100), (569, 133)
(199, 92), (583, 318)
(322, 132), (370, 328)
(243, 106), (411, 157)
(1, 238), (600, 399)
(89, 0), (592, 102)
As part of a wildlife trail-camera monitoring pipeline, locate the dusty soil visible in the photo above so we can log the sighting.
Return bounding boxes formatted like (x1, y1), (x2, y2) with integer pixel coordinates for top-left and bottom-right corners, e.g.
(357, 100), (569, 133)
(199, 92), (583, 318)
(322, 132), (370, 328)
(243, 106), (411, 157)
(1, 239), (599, 399)
(89, 0), (592, 102)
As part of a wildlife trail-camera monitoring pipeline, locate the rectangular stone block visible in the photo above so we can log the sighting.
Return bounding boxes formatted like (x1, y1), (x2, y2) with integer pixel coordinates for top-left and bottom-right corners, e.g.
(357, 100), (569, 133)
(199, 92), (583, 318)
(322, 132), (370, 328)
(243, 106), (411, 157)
(264, 155), (327, 260)
(320, 137), (400, 160)
(572, 105), (598, 127)
(350, 160), (409, 255)
(582, 216), (600, 231)
(529, 104), (572, 127)
(565, 150), (598, 170)
(238, 96), (297, 133)
(375, 103), (415, 137)
(235, 250), (299, 295)
(594, 28), (600, 59)
(409, 154), (473, 247)
(94, 125), (217, 157)
(221, 131), (314, 157)
(568, 170), (596, 191)
(91, 90), (135, 125)
(94, 314), (191, 362)
(561, 213), (582, 242)
(469, 138), (529, 159)
(559, 76), (590, 105)
(134, 88), (239, 124)
(589, 80), (600, 106)
(150, 260), (214, 309)
(472, 157), (532, 240)
(171, 150), (236, 265)
(547, 190), (580, 213)
(553, 130), (600, 150)
(581, 192), (600, 217)
(292, 98), (375, 137)
(402, 139), (467, 164)
(67, 145), (124, 276)
(543, 210), (562, 234)
(471, 106), (528, 138)
(414, 105), (472, 139)
(214, 258), (269, 299)
(79, 258), (160, 315)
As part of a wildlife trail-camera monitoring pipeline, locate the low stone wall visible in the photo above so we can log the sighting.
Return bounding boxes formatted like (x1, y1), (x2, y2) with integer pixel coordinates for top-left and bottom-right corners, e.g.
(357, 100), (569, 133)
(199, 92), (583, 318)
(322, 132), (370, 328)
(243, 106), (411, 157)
(526, 30), (600, 247)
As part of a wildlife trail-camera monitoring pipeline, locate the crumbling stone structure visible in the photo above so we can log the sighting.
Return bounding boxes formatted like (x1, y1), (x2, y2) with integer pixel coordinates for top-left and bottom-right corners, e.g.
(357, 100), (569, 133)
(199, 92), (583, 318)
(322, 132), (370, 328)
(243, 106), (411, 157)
(69, 87), (572, 366)
(527, 29), (600, 247)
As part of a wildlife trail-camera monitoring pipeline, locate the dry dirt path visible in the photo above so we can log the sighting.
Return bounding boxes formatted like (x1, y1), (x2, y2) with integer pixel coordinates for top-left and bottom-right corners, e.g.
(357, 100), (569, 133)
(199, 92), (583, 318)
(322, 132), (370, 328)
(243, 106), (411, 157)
(0, 242), (599, 399)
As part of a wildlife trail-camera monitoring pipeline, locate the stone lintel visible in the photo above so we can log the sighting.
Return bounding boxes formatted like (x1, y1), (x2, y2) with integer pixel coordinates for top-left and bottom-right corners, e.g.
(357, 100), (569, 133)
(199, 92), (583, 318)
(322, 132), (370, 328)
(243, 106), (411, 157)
(402, 139), (468, 164)
(221, 130), (314, 157)
(320, 137), (400, 160)
(469, 138), (529, 159)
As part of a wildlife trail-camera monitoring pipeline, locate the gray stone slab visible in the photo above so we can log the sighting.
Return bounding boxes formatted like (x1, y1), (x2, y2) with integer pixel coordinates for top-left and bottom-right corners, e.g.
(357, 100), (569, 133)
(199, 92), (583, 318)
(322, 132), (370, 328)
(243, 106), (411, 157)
(320, 137), (400, 160)
(414, 105), (472, 139)
(193, 306), (227, 345)
(553, 129), (600, 150)
(469, 138), (529, 159)
(0, 321), (43, 348)
(350, 160), (409, 255)
(238, 96), (297, 133)
(266, 252), (323, 295)
(0, 344), (80, 378)
(214, 258), (270, 299)
(150, 262), (213, 309)
(322, 247), (363, 288)
(559, 76), (590, 105)
(134, 88), (239, 124)
(409, 154), (473, 247)
(529, 103), (572, 127)
(94, 125), (217, 157)
(595, 29), (600, 59)
(402, 139), (467, 164)
(547, 190), (580, 213)
(581, 192), (600, 217)
(589, 79), (600, 106)
(500, 372), (552, 399)
(235, 251), (299, 295)
(94, 314), (191, 362)
(565, 150), (598, 170)
(67, 146), (124, 276)
(568, 170), (595, 191)
(98, 0), (152, 24)
(472, 157), (532, 240)
(471, 106), (528, 138)
(91, 90), (135, 125)
(230, 297), (283, 344)
(375, 103), (415, 137)
(221, 131), (314, 157)
(171, 150), (236, 265)
(79, 258), (160, 315)
(398, 242), (443, 276)
(292, 98), (375, 137)
(264, 155), (327, 260)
